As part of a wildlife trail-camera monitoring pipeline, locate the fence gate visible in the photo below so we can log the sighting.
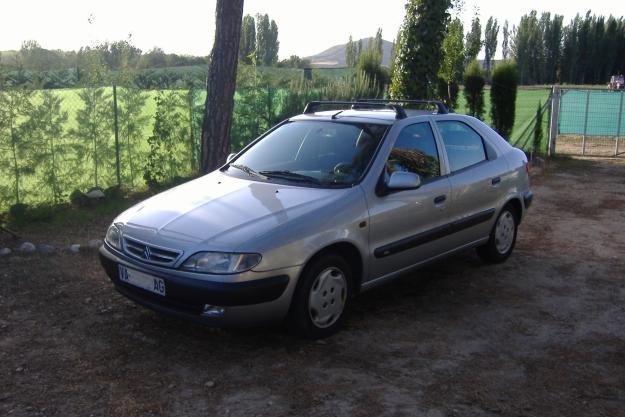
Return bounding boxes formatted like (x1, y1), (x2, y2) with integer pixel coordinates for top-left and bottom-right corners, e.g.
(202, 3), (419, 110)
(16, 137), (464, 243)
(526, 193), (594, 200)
(553, 88), (625, 157)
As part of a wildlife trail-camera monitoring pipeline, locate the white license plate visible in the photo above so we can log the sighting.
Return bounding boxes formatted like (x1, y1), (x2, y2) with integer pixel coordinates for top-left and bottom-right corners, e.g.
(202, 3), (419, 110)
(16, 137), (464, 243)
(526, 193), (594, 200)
(118, 265), (166, 296)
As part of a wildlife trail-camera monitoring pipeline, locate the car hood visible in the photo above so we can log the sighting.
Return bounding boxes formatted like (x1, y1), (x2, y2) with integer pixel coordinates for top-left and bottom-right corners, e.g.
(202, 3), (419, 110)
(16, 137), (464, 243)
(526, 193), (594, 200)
(116, 171), (347, 253)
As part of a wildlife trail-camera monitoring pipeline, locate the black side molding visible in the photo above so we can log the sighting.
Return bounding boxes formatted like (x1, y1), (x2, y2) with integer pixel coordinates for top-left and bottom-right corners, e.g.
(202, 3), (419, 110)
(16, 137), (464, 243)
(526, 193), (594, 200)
(374, 208), (496, 258)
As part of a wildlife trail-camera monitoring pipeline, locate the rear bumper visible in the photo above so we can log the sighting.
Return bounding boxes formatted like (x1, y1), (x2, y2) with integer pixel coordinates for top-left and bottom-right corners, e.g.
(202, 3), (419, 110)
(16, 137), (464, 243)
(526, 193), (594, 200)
(99, 244), (298, 326)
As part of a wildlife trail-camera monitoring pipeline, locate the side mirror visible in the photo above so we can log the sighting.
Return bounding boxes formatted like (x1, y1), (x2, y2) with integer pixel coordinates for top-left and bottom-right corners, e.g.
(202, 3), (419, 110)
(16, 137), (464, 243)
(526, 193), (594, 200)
(386, 171), (421, 190)
(226, 153), (237, 163)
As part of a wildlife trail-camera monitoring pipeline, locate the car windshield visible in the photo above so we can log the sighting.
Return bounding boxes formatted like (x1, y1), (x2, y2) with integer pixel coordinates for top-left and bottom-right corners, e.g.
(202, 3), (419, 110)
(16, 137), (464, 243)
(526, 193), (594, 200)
(227, 120), (388, 187)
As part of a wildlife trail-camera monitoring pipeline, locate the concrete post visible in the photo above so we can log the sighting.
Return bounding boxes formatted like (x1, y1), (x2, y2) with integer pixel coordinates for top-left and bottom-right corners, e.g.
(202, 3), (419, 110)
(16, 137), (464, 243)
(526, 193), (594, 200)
(548, 87), (561, 157)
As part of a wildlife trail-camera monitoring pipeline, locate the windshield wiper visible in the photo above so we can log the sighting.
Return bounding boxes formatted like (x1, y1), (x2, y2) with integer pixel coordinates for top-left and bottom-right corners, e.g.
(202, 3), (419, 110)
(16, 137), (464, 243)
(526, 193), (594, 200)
(229, 164), (268, 180)
(259, 170), (322, 185)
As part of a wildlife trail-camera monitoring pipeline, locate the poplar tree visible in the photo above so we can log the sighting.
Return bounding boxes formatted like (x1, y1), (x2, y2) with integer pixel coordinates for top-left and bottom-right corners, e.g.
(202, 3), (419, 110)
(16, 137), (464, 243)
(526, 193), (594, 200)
(389, 0), (452, 99)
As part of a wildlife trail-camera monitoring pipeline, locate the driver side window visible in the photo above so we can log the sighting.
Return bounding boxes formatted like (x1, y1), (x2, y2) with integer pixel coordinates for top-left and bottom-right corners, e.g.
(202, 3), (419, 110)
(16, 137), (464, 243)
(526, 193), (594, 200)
(386, 122), (440, 180)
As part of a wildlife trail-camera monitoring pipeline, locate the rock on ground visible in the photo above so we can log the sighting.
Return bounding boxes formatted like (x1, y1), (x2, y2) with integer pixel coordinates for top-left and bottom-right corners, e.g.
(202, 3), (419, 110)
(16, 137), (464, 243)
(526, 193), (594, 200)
(37, 244), (55, 254)
(18, 242), (36, 253)
(69, 244), (81, 253)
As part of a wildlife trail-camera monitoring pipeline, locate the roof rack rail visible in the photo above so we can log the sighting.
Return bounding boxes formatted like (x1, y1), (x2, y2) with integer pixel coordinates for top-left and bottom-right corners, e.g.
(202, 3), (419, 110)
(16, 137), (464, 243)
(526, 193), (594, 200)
(303, 101), (408, 119)
(356, 99), (449, 115)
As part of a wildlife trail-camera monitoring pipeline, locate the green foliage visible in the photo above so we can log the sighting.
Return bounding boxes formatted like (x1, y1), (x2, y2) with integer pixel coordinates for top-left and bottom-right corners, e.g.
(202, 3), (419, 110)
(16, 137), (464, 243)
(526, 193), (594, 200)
(255, 14), (279, 66)
(24, 90), (69, 203)
(389, 0), (452, 99)
(277, 55), (310, 69)
(345, 36), (360, 67)
(502, 21), (510, 60)
(464, 14), (482, 67)
(464, 60), (485, 119)
(240, 15), (256, 64)
(484, 17), (499, 79)
(490, 61), (519, 139)
(439, 18), (464, 108)
(0, 87), (34, 203)
(143, 91), (189, 187)
(511, 11), (543, 85)
(118, 86), (150, 187)
(357, 46), (388, 90)
(72, 87), (113, 188)
(533, 101), (543, 154)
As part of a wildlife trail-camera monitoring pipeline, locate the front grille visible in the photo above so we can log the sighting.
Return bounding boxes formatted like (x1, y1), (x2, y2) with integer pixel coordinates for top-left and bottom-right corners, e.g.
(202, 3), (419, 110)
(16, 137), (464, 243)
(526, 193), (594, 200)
(123, 236), (182, 266)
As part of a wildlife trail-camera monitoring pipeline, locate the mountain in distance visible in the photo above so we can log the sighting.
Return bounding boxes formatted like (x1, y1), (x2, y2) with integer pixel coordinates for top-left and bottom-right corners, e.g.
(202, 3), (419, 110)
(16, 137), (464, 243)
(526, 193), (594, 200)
(305, 38), (394, 68)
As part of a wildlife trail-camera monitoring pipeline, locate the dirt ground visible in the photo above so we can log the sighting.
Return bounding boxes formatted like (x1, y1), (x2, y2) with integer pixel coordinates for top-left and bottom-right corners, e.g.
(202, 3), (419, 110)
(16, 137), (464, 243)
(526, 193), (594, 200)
(2, 157), (625, 417)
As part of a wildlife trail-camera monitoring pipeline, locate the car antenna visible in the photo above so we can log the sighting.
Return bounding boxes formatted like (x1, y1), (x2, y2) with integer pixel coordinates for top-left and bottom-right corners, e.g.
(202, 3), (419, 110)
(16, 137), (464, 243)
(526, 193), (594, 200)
(331, 110), (344, 119)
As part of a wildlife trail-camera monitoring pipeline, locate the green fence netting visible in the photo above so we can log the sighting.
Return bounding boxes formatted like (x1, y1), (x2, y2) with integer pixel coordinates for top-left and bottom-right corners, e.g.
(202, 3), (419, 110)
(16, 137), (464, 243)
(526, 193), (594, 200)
(559, 89), (625, 137)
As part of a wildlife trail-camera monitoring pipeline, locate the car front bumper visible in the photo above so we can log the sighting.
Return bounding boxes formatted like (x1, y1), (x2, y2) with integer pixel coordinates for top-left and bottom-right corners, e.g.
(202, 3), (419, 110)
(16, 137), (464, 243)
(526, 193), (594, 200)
(99, 244), (300, 326)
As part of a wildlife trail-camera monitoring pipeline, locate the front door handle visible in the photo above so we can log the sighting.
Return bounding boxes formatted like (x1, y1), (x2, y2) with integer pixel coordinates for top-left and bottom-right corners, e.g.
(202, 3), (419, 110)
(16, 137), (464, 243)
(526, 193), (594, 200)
(434, 195), (446, 205)
(491, 177), (501, 185)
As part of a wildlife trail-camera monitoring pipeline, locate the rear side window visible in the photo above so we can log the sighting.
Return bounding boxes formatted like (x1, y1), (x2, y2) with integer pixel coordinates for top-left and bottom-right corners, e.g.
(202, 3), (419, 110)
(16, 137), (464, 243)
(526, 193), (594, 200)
(386, 122), (440, 180)
(436, 121), (487, 172)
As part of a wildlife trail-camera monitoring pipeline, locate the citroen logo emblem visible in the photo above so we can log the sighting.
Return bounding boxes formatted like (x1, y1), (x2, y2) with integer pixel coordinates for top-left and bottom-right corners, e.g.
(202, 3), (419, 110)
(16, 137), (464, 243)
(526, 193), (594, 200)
(143, 246), (151, 260)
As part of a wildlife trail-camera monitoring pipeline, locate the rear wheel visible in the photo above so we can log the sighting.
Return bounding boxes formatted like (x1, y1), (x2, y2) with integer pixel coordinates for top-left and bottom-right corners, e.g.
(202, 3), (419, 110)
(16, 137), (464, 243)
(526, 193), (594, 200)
(287, 254), (352, 339)
(477, 206), (518, 263)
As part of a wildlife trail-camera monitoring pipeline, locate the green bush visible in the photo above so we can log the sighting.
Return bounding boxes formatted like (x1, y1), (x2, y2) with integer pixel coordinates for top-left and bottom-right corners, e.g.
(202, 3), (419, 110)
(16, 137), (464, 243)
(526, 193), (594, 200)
(464, 60), (485, 119)
(490, 61), (519, 139)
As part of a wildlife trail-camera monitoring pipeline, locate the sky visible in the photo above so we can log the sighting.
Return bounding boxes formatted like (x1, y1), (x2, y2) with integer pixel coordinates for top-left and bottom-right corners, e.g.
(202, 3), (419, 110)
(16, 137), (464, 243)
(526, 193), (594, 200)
(0, 0), (619, 60)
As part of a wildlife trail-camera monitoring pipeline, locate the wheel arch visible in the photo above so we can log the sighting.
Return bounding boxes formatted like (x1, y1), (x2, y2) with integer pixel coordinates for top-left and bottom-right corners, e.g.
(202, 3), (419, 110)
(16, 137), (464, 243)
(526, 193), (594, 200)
(301, 241), (365, 295)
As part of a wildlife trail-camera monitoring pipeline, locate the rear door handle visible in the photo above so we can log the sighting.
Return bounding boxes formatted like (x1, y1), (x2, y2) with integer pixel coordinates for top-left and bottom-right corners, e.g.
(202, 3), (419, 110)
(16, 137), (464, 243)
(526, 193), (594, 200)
(491, 177), (501, 185)
(434, 195), (446, 205)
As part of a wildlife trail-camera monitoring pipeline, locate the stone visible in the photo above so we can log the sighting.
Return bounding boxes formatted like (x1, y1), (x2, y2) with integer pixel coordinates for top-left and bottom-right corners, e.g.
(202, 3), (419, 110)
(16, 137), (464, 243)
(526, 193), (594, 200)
(69, 244), (80, 253)
(204, 381), (215, 388)
(85, 189), (106, 199)
(88, 239), (103, 249)
(0, 248), (11, 256)
(37, 244), (55, 254)
(18, 242), (36, 253)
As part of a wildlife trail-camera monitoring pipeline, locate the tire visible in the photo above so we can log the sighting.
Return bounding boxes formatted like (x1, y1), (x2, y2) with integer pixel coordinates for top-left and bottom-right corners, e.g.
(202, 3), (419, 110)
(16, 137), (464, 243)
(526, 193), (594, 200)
(287, 254), (352, 339)
(477, 205), (518, 264)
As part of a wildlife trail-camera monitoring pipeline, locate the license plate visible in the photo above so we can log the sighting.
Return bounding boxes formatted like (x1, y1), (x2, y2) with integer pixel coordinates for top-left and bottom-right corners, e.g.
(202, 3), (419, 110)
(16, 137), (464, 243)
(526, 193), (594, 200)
(118, 265), (166, 296)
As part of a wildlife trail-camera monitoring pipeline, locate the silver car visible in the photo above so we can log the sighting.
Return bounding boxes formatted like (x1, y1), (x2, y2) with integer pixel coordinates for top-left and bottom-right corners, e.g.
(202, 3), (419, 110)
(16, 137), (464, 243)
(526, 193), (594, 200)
(100, 100), (533, 338)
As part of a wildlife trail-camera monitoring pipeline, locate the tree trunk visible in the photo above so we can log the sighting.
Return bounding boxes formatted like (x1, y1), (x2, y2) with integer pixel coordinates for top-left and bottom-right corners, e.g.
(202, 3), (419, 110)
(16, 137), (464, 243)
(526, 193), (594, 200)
(200, 0), (245, 173)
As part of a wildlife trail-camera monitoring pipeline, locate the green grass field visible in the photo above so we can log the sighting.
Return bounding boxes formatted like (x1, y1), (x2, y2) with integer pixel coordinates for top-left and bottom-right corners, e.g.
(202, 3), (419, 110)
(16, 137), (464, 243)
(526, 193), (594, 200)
(0, 86), (551, 211)
(455, 87), (551, 146)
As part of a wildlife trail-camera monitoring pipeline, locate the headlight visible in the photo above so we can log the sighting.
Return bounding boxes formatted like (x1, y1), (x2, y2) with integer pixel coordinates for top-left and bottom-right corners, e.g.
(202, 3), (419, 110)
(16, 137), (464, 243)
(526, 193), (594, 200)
(181, 252), (261, 274)
(105, 224), (122, 250)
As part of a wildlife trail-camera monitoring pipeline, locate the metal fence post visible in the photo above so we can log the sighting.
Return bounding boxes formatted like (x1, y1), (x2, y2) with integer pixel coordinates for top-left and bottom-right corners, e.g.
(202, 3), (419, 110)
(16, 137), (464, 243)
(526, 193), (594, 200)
(113, 83), (121, 187)
(548, 87), (560, 157)
(616, 91), (624, 156)
(582, 90), (590, 156)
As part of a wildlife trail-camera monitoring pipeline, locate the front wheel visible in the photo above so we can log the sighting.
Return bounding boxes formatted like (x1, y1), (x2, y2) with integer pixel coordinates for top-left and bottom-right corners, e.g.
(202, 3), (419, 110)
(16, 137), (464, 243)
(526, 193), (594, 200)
(477, 206), (518, 263)
(287, 254), (352, 339)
